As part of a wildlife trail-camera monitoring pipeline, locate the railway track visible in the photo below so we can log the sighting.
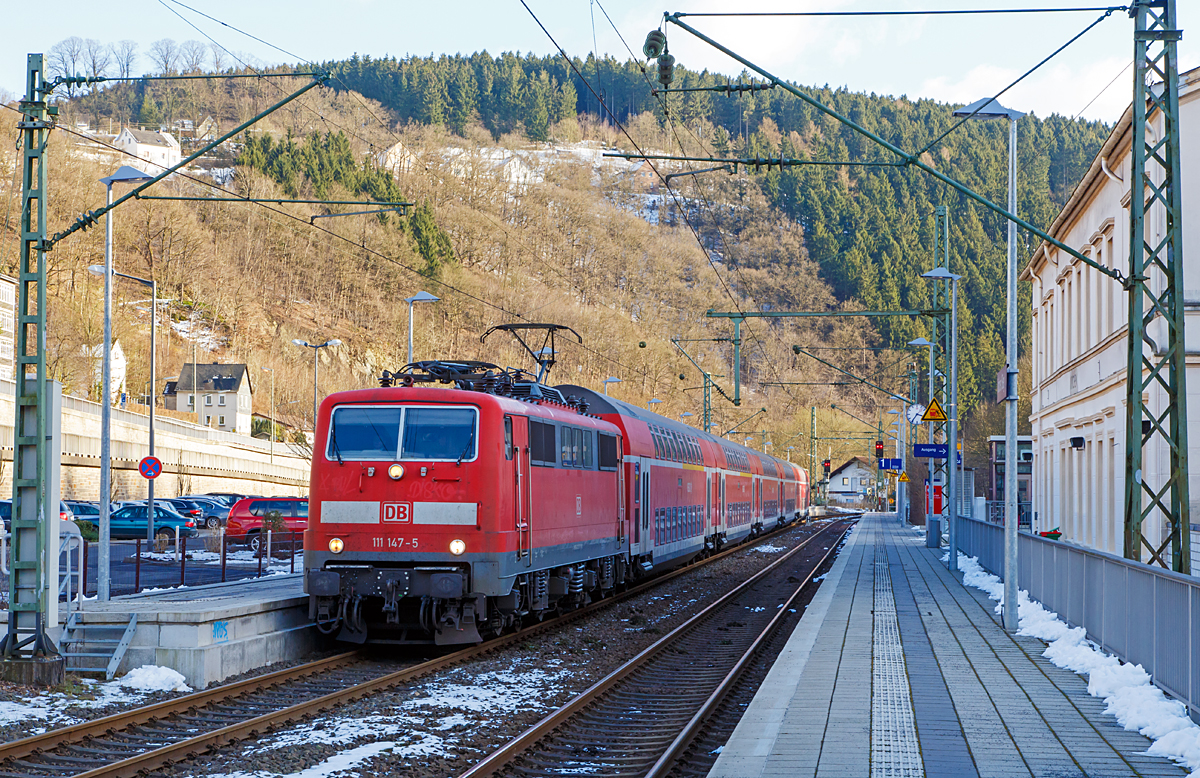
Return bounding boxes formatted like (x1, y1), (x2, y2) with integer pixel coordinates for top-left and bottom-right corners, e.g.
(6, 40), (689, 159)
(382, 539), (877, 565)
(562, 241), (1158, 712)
(460, 519), (854, 778)
(0, 516), (853, 778)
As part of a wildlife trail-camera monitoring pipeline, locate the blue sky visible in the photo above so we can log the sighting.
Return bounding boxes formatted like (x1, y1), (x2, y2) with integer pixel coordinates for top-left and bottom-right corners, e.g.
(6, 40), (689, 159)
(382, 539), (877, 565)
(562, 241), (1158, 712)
(5, 1), (1199, 124)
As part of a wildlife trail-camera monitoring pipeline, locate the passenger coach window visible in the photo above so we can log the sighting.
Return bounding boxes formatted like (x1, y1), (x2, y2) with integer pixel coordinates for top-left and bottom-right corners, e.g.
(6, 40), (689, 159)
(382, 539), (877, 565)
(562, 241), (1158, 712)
(401, 407), (477, 461)
(598, 433), (619, 470)
(582, 430), (593, 468)
(327, 406), (402, 460)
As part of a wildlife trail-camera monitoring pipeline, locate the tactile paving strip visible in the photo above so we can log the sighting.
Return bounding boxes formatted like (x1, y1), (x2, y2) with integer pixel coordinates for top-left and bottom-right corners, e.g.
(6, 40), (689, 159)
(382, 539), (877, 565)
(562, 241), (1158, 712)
(871, 557), (924, 778)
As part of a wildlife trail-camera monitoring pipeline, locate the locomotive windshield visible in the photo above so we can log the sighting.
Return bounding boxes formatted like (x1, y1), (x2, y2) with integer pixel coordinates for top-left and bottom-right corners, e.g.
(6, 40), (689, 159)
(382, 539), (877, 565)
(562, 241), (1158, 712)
(327, 405), (478, 462)
(401, 407), (476, 461)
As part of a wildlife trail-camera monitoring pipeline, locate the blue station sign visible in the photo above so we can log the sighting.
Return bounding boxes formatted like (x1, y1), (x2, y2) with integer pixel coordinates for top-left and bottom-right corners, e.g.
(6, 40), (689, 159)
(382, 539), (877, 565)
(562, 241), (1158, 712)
(914, 444), (949, 459)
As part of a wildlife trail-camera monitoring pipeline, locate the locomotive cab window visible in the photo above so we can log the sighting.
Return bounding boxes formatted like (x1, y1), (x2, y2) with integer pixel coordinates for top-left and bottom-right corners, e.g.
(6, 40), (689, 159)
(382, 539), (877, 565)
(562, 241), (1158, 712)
(327, 405), (478, 462)
(327, 406), (402, 460)
(504, 416), (514, 460)
(401, 407), (477, 461)
(598, 433), (619, 471)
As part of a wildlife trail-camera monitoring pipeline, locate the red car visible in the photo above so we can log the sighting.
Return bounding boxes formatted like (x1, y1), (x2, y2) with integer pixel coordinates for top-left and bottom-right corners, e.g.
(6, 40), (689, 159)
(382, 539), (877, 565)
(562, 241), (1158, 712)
(226, 497), (308, 552)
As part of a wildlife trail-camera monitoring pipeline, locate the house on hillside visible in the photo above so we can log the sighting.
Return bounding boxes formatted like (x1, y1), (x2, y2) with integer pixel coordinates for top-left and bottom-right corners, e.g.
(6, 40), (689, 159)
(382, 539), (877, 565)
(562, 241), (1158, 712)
(113, 128), (181, 174)
(196, 116), (218, 142)
(1020, 65), (1200, 562)
(625, 160), (658, 192)
(826, 457), (877, 506)
(164, 363), (254, 435)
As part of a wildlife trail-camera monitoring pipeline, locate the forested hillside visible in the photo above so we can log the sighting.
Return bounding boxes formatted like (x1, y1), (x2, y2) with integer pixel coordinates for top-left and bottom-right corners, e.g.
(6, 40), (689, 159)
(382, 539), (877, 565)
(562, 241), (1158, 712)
(329, 50), (1110, 415)
(7, 41), (1113, 472)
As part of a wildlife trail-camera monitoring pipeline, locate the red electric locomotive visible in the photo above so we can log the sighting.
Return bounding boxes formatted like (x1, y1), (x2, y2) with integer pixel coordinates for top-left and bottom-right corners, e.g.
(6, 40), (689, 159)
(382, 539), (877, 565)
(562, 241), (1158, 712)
(306, 335), (809, 646)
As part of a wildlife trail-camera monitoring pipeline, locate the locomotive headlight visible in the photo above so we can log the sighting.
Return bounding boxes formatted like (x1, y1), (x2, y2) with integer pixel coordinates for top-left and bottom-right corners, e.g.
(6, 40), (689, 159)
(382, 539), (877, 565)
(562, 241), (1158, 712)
(449, 539), (466, 556)
(328, 537), (345, 554)
(388, 463), (404, 480)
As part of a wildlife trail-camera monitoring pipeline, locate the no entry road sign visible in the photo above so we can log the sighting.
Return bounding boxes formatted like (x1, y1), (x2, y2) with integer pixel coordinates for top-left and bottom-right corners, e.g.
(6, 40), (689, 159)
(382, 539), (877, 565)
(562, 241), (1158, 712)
(139, 456), (162, 480)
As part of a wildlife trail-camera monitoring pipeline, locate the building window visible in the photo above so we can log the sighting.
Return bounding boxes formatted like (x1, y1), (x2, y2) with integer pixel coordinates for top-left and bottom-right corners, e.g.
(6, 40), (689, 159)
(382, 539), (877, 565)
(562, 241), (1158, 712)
(205, 395), (212, 406)
(842, 477), (849, 485)
(218, 395), (226, 406)
(219, 415), (226, 426)
(205, 415), (211, 425)
(188, 395), (194, 407)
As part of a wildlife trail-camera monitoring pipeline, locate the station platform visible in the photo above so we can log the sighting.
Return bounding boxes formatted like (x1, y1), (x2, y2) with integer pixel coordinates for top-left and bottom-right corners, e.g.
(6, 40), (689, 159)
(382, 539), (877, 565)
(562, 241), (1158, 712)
(63, 574), (318, 689)
(710, 513), (1187, 778)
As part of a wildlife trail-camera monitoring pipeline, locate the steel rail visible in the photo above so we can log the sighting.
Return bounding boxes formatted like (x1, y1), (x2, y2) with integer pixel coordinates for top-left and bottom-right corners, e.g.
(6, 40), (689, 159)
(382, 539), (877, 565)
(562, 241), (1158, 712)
(459, 520), (854, 778)
(9, 517), (844, 778)
(0, 651), (361, 763)
(645, 527), (848, 777)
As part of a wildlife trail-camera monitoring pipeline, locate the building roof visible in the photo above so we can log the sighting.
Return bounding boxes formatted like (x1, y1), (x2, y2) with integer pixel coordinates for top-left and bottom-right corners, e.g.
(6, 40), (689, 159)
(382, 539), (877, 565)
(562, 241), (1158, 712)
(173, 363), (252, 394)
(829, 456), (876, 478)
(120, 128), (178, 148)
(1021, 65), (1200, 281)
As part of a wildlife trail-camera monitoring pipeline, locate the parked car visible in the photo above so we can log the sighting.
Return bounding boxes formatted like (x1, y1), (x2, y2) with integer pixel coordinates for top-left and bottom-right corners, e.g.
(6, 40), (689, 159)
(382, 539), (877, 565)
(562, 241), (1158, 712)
(65, 500), (100, 520)
(202, 493), (251, 507)
(179, 497), (231, 529)
(0, 501), (81, 532)
(225, 497), (308, 552)
(108, 503), (198, 541)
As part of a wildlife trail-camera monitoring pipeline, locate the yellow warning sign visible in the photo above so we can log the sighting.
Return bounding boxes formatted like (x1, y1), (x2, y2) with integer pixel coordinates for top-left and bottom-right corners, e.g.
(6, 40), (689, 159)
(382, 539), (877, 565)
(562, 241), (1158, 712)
(898, 472), (910, 483)
(921, 398), (948, 423)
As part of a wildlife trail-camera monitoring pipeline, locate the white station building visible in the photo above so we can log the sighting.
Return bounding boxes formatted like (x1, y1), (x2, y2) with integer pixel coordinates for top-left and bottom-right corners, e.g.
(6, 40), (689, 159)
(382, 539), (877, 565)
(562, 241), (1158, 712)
(1020, 66), (1200, 566)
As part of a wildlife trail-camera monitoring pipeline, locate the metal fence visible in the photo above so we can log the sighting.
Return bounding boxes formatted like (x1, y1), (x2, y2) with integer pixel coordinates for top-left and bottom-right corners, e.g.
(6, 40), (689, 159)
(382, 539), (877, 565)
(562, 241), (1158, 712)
(984, 500), (1033, 530)
(956, 514), (1200, 721)
(0, 530), (303, 605)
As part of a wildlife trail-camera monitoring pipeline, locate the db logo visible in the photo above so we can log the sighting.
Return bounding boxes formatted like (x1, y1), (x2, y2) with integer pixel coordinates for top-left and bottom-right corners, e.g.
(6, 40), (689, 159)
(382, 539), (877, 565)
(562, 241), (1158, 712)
(382, 502), (411, 523)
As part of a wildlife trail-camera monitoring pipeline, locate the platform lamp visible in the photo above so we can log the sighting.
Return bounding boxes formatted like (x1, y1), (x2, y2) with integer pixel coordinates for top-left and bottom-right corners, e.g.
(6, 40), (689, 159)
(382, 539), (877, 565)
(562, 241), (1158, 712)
(786, 445), (795, 462)
(94, 166), (154, 601)
(292, 338), (342, 435)
(404, 291), (439, 365)
(602, 377), (621, 396)
(952, 98), (1022, 628)
(647, 398), (663, 411)
(679, 411), (694, 426)
(262, 366), (275, 465)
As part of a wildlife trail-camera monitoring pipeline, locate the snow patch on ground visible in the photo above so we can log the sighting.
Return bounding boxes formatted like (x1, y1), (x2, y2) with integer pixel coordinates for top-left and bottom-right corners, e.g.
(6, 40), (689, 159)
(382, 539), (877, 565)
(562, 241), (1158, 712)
(750, 544), (786, 553)
(0, 666), (191, 730)
(952, 551), (1200, 777)
(139, 548), (302, 571)
(245, 662), (574, 767)
(210, 742), (404, 778)
(119, 665), (192, 693)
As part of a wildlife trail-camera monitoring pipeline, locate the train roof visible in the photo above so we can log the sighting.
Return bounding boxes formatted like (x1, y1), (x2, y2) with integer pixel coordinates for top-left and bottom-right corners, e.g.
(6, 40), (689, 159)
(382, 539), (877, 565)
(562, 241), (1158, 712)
(555, 384), (803, 477)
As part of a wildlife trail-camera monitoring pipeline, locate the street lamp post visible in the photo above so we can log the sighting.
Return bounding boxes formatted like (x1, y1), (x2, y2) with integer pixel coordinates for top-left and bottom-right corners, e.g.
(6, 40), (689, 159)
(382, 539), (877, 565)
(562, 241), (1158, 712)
(924, 268), (962, 572)
(602, 377), (621, 396)
(404, 291), (439, 365)
(262, 367), (275, 465)
(96, 166), (153, 601)
(89, 264), (158, 544)
(908, 337), (937, 546)
(954, 97), (1022, 628)
(292, 339), (342, 434)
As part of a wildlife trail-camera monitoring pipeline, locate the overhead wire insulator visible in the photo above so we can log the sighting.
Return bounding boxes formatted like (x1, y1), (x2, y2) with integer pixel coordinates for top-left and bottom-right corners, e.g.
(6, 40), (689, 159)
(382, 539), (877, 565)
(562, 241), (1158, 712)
(643, 30), (667, 59)
(657, 53), (676, 87)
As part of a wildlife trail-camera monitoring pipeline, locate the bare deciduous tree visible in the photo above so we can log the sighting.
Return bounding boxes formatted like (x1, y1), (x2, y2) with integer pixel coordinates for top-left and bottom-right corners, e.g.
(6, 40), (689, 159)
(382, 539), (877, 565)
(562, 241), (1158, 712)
(179, 40), (207, 73)
(111, 40), (138, 79)
(148, 38), (179, 75)
(48, 36), (84, 81)
(209, 43), (228, 73)
(83, 39), (111, 83)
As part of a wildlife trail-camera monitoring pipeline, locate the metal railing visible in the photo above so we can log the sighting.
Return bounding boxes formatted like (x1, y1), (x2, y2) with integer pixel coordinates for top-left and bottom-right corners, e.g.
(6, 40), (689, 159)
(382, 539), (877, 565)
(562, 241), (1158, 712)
(956, 513), (1200, 721)
(984, 500), (1033, 530)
